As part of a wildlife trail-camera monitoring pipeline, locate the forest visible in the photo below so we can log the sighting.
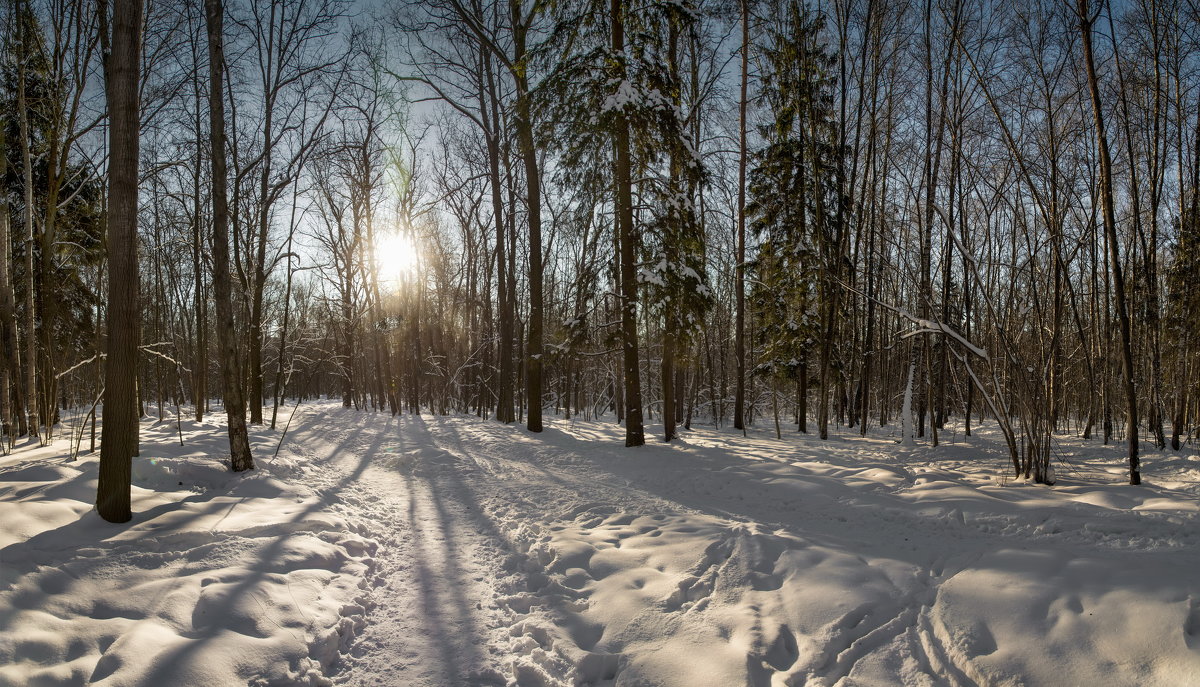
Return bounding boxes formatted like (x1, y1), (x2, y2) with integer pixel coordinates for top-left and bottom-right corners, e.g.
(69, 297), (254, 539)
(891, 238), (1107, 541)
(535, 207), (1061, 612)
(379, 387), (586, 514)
(1, 0), (1197, 496)
(0, 0), (1199, 684)
(0, 0), (1195, 482)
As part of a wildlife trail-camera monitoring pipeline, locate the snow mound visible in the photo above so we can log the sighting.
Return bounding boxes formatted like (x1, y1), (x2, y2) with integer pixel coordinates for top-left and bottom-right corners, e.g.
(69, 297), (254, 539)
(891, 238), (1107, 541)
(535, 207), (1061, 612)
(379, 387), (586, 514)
(0, 418), (377, 687)
(500, 508), (929, 687)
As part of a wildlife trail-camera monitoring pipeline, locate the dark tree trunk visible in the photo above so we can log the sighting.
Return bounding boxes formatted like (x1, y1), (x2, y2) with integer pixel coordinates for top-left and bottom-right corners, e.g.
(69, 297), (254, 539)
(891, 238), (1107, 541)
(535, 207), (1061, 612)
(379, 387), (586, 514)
(733, 0), (748, 432)
(0, 125), (22, 445)
(612, 0), (643, 447)
(481, 52), (513, 424)
(191, 89), (207, 422)
(511, 4), (543, 433)
(1079, 0), (1139, 484)
(17, 27), (37, 442)
(97, 0), (144, 522)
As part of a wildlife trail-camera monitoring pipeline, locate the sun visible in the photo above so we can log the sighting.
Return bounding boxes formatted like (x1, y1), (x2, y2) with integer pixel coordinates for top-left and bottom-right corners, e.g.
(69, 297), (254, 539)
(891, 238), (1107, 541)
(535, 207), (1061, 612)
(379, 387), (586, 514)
(375, 230), (420, 289)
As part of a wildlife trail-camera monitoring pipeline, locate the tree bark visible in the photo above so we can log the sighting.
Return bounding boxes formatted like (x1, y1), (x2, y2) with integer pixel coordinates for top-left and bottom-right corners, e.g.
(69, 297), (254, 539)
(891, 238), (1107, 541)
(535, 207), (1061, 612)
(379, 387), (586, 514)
(511, 1), (544, 433)
(17, 20), (38, 441)
(612, 0), (643, 447)
(205, 0), (254, 473)
(97, 0), (143, 523)
(0, 124), (21, 445)
(733, 0), (749, 433)
(480, 51), (514, 424)
(192, 91), (207, 422)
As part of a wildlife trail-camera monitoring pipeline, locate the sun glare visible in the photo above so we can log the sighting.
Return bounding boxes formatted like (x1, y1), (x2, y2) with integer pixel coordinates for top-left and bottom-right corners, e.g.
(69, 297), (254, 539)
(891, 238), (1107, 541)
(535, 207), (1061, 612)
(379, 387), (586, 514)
(376, 231), (420, 289)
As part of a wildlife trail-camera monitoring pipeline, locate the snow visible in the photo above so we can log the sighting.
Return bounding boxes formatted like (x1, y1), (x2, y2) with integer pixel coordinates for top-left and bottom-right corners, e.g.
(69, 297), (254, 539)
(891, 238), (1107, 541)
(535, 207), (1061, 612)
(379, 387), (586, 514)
(637, 264), (666, 287)
(0, 415), (376, 686)
(600, 79), (668, 116)
(895, 308), (989, 361)
(2, 403), (1199, 686)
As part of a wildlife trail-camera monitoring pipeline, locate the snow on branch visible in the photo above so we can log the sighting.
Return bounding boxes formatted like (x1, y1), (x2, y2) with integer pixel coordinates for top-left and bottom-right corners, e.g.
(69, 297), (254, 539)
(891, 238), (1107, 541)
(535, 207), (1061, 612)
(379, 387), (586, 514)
(834, 278), (989, 361)
(56, 354), (104, 379)
(57, 344), (192, 380)
(894, 309), (989, 361)
(141, 346), (192, 373)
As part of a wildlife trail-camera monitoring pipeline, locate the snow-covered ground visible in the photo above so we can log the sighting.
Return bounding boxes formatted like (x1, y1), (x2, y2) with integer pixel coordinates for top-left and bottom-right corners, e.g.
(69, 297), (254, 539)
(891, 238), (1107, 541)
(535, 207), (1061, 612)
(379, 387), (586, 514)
(2, 402), (1198, 686)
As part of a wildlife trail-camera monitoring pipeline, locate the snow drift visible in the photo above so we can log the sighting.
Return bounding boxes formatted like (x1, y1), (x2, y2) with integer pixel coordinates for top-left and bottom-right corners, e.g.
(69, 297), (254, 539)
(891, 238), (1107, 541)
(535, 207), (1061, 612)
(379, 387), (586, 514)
(0, 417), (376, 686)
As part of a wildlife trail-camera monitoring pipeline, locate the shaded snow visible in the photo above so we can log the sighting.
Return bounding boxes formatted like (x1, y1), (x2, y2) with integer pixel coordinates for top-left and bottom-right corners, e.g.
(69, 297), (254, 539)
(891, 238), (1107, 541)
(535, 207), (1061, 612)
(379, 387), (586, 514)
(2, 403), (1199, 686)
(0, 416), (376, 686)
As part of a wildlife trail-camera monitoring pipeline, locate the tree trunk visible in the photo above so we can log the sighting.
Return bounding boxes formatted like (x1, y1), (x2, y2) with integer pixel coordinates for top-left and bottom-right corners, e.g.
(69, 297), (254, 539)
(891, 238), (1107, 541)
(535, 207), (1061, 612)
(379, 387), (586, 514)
(192, 94), (207, 422)
(271, 218), (296, 428)
(612, 0), (643, 447)
(205, 0), (254, 473)
(901, 352), (918, 447)
(798, 360), (808, 433)
(97, 0), (144, 523)
(511, 4), (544, 433)
(0, 125), (22, 446)
(733, 0), (749, 433)
(481, 51), (513, 424)
(1079, 0), (1139, 484)
(17, 32), (37, 441)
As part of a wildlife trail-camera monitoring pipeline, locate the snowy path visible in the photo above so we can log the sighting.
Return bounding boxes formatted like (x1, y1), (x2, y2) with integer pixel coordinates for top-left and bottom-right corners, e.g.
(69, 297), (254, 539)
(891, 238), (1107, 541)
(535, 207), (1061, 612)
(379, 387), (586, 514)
(281, 405), (1199, 687)
(283, 409), (517, 686)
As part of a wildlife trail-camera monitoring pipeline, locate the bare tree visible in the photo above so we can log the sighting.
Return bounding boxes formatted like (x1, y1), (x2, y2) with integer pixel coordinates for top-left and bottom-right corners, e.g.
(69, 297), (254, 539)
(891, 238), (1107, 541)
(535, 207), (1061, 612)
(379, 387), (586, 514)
(204, 0), (253, 472)
(1079, 0), (1140, 485)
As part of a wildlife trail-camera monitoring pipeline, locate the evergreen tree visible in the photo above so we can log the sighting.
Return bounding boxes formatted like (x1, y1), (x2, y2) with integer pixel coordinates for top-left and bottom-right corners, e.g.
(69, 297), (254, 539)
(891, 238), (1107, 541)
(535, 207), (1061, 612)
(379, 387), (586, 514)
(1166, 204), (1199, 450)
(541, 0), (707, 445)
(2, 7), (105, 437)
(746, 0), (839, 431)
(638, 2), (711, 442)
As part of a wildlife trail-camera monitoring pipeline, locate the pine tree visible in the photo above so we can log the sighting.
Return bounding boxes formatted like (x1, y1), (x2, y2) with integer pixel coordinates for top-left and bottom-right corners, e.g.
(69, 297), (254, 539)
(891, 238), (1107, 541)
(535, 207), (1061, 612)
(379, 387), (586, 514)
(746, 0), (840, 434)
(1, 12), (105, 442)
(638, 2), (711, 442)
(541, 0), (703, 445)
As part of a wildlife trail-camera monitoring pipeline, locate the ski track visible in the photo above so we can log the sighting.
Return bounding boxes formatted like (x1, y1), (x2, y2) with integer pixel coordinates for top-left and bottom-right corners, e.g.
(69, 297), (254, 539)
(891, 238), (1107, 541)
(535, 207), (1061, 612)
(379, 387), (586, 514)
(276, 405), (1199, 687)
(283, 410), (515, 686)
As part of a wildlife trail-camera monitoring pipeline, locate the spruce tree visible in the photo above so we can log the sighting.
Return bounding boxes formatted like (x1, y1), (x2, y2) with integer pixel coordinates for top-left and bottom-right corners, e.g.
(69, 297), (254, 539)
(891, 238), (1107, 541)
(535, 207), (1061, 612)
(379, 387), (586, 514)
(541, 0), (705, 445)
(640, 2), (711, 442)
(747, 0), (840, 429)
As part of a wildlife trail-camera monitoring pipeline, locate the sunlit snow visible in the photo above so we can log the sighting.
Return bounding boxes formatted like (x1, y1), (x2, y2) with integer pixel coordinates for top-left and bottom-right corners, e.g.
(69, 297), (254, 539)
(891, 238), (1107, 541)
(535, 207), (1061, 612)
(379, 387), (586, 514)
(2, 403), (1197, 686)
